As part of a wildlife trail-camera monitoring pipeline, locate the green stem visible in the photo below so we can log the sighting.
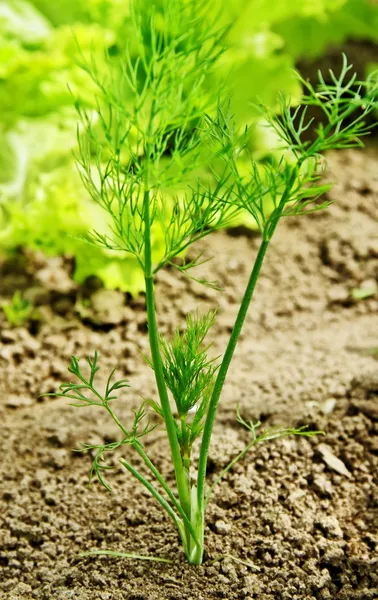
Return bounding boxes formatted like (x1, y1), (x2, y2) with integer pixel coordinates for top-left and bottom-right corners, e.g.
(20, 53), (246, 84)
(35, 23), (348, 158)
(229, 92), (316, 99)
(133, 442), (199, 548)
(196, 239), (269, 514)
(197, 169), (299, 527)
(180, 416), (191, 471)
(143, 188), (193, 540)
(104, 404), (130, 438)
(104, 401), (199, 551)
(120, 458), (182, 529)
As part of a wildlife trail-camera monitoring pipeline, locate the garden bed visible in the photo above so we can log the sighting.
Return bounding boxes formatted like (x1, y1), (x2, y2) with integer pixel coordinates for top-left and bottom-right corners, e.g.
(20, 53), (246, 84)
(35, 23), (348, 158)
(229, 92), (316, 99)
(0, 147), (377, 600)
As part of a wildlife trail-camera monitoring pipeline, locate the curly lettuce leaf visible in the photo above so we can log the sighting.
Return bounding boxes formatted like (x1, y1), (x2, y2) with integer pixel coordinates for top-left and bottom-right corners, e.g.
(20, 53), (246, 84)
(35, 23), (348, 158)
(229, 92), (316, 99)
(275, 0), (378, 59)
(0, 24), (114, 125)
(30, 0), (131, 27)
(0, 0), (51, 44)
(0, 118), (163, 295)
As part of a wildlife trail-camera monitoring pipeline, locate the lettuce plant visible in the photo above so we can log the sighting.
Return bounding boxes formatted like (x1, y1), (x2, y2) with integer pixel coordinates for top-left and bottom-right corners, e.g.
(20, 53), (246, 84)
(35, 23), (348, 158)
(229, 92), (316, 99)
(49, 0), (378, 565)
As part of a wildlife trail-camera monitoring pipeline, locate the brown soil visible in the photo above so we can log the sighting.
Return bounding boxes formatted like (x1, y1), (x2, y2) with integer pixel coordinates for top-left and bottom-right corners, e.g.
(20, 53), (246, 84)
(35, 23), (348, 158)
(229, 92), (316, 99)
(0, 147), (378, 600)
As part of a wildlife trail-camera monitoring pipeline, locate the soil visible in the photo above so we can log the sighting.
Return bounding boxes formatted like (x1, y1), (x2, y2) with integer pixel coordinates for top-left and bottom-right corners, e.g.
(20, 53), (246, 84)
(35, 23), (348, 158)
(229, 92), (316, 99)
(0, 147), (378, 600)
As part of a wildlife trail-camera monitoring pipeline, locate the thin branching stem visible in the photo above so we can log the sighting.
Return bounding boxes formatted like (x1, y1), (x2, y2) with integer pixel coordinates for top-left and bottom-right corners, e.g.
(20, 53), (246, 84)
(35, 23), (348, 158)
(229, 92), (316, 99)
(196, 238), (270, 519)
(143, 185), (194, 546)
(133, 441), (200, 547)
(120, 458), (182, 528)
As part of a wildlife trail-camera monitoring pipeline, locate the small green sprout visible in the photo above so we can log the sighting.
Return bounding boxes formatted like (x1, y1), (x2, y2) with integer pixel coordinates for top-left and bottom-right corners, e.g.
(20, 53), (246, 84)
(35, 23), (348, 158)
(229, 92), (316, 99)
(2, 291), (33, 327)
(48, 0), (377, 565)
(351, 286), (377, 300)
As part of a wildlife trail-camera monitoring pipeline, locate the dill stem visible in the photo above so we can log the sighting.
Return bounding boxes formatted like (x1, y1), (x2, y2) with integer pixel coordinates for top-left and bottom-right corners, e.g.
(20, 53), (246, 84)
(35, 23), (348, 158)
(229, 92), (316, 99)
(196, 168), (300, 528)
(143, 187), (193, 547)
(196, 239), (269, 517)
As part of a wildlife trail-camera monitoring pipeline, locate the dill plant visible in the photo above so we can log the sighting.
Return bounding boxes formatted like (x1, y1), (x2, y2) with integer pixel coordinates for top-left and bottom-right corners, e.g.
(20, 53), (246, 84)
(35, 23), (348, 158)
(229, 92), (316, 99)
(49, 0), (378, 565)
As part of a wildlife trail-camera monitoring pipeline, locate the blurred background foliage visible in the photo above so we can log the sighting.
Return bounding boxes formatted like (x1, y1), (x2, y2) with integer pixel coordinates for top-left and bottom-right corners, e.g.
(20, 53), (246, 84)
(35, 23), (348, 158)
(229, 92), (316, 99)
(0, 0), (377, 294)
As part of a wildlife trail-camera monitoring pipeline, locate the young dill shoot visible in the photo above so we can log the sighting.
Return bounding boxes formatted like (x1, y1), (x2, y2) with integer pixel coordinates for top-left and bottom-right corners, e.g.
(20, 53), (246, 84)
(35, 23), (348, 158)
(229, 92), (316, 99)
(2, 291), (33, 327)
(47, 0), (378, 566)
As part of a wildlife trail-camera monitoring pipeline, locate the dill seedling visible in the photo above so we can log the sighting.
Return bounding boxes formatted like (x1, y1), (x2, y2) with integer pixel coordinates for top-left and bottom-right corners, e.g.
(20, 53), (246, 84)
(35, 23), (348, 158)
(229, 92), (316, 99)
(2, 291), (33, 327)
(48, 0), (377, 565)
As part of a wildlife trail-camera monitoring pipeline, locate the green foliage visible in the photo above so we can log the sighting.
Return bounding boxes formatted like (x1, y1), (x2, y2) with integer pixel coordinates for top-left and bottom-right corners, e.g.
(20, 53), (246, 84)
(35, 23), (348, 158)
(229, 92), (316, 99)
(206, 56), (377, 241)
(58, 351), (131, 407)
(158, 311), (217, 419)
(73, 0), (236, 280)
(47, 0), (377, 564)
(46, 351), (156, 491)
(0, 0), (147, 292)
(204, 406), (324, 507)
(1, 0), (377, 292)
(3, 0), (378, 563)
(2, 290), (33, 326)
